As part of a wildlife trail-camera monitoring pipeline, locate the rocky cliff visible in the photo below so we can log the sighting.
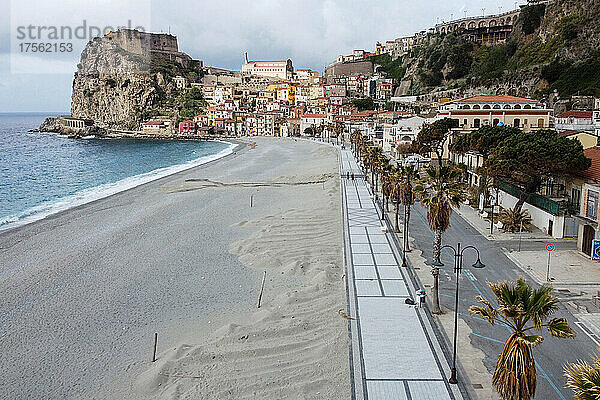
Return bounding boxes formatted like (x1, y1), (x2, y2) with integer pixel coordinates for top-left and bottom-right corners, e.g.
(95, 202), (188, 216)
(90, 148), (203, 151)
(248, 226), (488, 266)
(70, 33), (203, 130)
(387, 0), (600, 102)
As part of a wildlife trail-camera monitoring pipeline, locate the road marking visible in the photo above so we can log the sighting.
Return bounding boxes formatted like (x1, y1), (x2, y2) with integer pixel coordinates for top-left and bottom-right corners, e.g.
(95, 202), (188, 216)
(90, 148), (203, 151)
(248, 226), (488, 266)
(464, 269), (477, 282)
(575, 321), (600, 346)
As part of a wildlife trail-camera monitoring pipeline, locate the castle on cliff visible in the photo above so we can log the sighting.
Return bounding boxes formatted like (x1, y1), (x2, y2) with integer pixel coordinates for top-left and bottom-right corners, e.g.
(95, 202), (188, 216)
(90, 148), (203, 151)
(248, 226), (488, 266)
(105, 29), (179, 56)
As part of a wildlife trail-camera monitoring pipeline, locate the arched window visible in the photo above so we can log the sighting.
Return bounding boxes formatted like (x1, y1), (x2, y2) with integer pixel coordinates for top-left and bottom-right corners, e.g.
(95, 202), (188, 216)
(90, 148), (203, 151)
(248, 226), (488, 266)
(483, 105), (491, 109)
(473, 105), (481, 109)
(460, 23), (466, 29)
(479, 21), (487, 28)
(506, 17), (512, 24)
(503, 105), (512, 109)
(489, 20), (497, 27)
(524, 105), (532, 109)
(493, 105), (501, 109)
(468, 22), (476, 29)
(514, 105), (522, 109)
(462, 105), (471, 109)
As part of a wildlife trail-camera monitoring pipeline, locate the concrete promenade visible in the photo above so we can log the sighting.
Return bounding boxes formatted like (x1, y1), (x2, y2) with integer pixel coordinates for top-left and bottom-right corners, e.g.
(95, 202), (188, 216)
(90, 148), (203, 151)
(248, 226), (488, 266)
(340, 148), (464, 400)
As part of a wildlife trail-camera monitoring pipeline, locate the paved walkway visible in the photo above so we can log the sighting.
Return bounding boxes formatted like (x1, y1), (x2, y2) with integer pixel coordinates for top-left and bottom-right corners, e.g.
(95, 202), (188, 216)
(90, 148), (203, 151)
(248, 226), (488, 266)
(340, 148), (464, 400)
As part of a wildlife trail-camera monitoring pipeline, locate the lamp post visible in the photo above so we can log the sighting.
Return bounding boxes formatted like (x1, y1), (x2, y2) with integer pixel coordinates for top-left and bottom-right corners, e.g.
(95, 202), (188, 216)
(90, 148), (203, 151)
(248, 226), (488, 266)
(433, 242), (485, 385)
(402, 204), (408, 267)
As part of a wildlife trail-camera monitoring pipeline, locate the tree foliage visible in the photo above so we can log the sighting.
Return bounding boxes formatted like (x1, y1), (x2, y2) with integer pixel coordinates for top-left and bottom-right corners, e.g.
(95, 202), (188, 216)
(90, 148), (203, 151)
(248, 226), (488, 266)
(414, 118), (458, 163)
(352, 97), (375, 111)
(454, 127), (591, 211)
(483, 129), (591, 192)
(565, 351), (600, 400)
(470, 278), (574, 400)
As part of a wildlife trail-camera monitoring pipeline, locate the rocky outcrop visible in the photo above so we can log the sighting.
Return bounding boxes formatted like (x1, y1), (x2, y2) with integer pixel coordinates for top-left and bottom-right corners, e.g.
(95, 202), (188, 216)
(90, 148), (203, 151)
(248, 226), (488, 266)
(32, 117), (107, 137)
(69, 32), (202, 131)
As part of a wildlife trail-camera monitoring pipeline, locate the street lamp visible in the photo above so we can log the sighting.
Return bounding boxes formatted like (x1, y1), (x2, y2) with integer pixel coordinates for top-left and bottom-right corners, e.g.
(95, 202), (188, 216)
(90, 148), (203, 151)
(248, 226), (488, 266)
(433, 242), (485, 385)
(402, 204), (408, 268)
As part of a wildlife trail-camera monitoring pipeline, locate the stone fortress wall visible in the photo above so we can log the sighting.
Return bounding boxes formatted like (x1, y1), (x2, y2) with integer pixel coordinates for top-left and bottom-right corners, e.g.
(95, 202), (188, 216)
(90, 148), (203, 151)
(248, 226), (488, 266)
(105, 29), (179, 56)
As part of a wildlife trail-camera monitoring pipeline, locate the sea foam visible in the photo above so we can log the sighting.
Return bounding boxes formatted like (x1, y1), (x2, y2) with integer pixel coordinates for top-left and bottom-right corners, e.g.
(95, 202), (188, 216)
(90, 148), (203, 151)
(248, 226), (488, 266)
(0, 141), (237, 232)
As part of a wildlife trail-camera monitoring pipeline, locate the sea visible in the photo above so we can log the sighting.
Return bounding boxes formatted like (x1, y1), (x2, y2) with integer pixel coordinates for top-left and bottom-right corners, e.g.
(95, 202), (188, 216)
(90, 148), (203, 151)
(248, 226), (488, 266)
(0, 113), (235, 232)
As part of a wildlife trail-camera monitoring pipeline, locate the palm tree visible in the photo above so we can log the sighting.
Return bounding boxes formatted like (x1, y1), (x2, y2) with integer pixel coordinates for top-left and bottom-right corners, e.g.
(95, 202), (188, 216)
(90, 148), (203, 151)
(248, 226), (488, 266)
(416, 164), (464, 314)
(390, 167), (405, 233)
(470, 278), (575, 400)
(398, 165), (417, 252)
(565, 351), (600, 400)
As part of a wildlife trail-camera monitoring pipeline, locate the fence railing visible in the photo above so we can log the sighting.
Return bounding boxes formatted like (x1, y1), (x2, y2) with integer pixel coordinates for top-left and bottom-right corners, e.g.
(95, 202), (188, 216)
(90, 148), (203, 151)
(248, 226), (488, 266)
(496, 180), (561, 215)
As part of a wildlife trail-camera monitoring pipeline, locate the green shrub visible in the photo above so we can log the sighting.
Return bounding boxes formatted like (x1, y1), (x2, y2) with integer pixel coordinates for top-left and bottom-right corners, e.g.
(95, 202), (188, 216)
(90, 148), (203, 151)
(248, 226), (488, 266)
(558, 15), (580, 42)
(352, 97), (374, 111)
(549, 53), (600, 97)
(519, 4), (546, 35)
(541, 58), (572, 84)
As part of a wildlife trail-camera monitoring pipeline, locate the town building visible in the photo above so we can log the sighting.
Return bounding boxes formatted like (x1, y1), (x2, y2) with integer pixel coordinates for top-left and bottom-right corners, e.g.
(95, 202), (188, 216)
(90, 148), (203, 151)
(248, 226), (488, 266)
(58, 116), (94, 129)
(178, 120), (195, 135)
(141, 120), (171, 135)
(576, 147), (600, 256)
(300, 114), (328, 136)
(435, 9), (520, 44)
(439, 95), (553, 131)
(595, 99), (600, 136)
(555, 111), (595, 133)
(241, 53), (293, 80)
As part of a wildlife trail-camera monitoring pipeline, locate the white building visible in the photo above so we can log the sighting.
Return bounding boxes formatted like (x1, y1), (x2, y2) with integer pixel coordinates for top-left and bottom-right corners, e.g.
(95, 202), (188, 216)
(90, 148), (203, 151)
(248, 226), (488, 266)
(593, 99), (600, 136)
(382, 115), (440, 157)
(555, 111), (595, 133)
(241, 52), (293, 80)
(300, 114), (328, 136)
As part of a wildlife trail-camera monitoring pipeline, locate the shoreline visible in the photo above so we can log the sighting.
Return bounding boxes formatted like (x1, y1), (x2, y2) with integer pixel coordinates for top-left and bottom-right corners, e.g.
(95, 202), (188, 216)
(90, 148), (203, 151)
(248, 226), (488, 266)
(0, 137), (349, 399)
(0, 138), (246, 235)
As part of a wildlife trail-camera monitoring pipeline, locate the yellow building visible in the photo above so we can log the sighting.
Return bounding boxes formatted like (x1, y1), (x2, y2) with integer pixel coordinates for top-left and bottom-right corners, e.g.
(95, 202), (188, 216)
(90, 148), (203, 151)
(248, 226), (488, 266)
(207, 106), (215, 126)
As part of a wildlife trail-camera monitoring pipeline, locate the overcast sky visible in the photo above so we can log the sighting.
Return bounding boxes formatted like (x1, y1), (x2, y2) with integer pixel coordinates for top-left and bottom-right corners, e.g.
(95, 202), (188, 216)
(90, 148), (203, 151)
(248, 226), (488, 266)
(0, 0), (523, 112)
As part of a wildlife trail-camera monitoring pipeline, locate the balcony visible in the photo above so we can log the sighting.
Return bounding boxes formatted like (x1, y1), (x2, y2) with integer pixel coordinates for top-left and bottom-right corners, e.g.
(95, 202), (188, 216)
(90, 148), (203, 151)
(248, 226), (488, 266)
(496, 180), (563, 215)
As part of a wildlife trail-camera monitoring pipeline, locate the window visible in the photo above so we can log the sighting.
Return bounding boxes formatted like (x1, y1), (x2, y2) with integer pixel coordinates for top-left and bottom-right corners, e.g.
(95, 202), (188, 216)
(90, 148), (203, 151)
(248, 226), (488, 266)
(513, 118), (521, 128)
(587, 190), (599, 220)
(572, 188), (581, 210)
(473, 119), (481, 128)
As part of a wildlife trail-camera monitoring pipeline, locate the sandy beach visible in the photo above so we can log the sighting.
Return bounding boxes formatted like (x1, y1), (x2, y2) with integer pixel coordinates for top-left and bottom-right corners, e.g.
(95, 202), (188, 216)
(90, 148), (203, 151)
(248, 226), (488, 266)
(0, 137), (349, 399)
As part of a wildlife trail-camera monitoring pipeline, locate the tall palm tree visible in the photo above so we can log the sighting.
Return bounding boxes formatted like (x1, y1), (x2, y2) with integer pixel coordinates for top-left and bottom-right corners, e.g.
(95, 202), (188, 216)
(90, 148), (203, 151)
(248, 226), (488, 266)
(470, 278), (575, 400)
(565, 351), (600, 400)
(416, 164), (464, 314)
(398, 165), (417, 252)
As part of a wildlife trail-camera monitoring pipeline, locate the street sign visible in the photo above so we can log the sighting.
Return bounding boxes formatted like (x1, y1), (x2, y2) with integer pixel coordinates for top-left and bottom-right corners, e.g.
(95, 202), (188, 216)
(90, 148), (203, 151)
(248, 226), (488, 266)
(546, 243), (554, 252)
(593, 240), (600, 261)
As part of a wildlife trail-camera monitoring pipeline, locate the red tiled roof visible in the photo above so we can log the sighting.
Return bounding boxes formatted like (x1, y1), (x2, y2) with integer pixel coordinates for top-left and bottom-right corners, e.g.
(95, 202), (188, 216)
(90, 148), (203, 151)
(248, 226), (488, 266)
(302, 114), (327, 118)
(452, 95), (538, 103)
(143, 120), (165, 125)
(582, 147), (600, 181)
(557, 111), (593, 118)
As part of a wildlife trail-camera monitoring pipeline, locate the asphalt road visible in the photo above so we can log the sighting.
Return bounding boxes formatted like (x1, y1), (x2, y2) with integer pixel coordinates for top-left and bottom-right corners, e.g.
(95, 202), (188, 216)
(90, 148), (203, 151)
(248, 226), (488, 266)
(407, 203), (597, 400)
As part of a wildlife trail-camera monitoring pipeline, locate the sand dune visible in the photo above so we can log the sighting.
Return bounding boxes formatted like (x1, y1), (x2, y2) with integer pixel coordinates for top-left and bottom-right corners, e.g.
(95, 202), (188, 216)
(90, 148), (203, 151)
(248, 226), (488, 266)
(137, 146), (349, 399)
